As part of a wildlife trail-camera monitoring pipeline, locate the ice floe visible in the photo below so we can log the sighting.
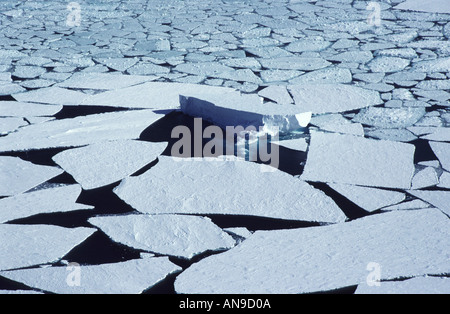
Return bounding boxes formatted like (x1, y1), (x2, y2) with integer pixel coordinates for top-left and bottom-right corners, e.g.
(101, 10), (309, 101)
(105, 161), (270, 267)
(0, 157), (63, 197)
(429, 142), (450, 172)
(287, 84), (382, 115)
(352, 107), (426, 129)
(56, 73), (155, 90)
(421, 128), (450, 142)
(0, 224), (95, 271)
(175, 209), (450, 294)
(0, 117), (28, 135)
(13, 87), (88, 106)
(411, 167), (439, 190)
(328, 184), (406, 213)
(301, 132), (416, 189)
(356, 276), (450, 294)
(0, 185), (92, 223)
(0, 257), (180, 294)
(89, 214), (235, 259)
(0, 101), (62, 118)
(408, 190), (450, 216)
(381, 199), (431, 211)
(52, 140), (167, 190)
(438, 172), (450, 189)
(0, 110), (164, 152)
(395, 0), (450, 14)
(114, 156), (347, 223)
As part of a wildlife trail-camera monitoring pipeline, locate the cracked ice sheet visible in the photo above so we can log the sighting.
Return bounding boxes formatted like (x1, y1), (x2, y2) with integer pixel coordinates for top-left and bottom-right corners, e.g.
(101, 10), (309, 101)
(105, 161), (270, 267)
(301, 132), (416, 189)
(0, 157), (63, 197)
(0, 224), (95, 271)
(89, 214), (235, 259)
(356, 277), (450, 294)
(0, 185), (93, 223)
(0, 117), (28, 135)
(180, 93), (311, 134)
(80, 82), (239, 110)
(352, 107), (426, 129)
(287, 84), (382, 115)
(55, 73), (156, 90)
(175, 209), (450, 294)
(395, 0), (450, 14)
(0, 258), (180, 294)
(421, 128), (450, 142)
(52, 140), (167, 190)
(408, 190), (450, 216)
(0, 101), (62, 117)
(328, 184), (405, 213)
(430, 142), (450, 172)
(0, 110), (164, 153)
(13, 87), (88, 106)
(114, 156), (347, 223)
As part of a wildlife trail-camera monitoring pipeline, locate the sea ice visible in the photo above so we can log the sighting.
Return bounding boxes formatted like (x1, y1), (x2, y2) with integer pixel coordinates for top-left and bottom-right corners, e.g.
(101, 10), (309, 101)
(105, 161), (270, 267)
(53, 140), (168, 190)
(0, 224), (95, 271)
(0, 185), (93, 223)
(89, 214), (235, 259)
(287, 84), (382, 115)
(0, 157), (63, 197)
(411, 167), (439, 190)
(368, 57), (410, 73)
(407, 190), (450, 216)
(438, 172), (450, 189)
(224, 227), (253, 239)
(258, 57), (331, 71)
(274, 138), (308, 152)
(289, 68), (352, 84)
(80, 82), (237, 110)
(258, 86), (293, 105)
(395, 0), (450, 14)
(114, 156), (347, 223)
(56, 73), (155, 90)
(0, 257), (180, 294)
(430, 142), (450, 172)
(352, 107), (426, 129)
(365, 128), (418, 142)
(0, 110), (164, 153)
(381, 199), (431, 211)
(175, 209), (450, 294)
(412, 57), (450, 73)
(328, 183), (406, 212)
(0, 117), (28, 135)
(13, 87), (88, 106)
(355, 276), (450, 294)
(301, 132), (416, 189)
(0, 101), (62, 117)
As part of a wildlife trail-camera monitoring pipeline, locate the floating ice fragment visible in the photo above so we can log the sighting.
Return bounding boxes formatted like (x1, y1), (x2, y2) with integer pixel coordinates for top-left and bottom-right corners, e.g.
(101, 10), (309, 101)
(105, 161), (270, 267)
(13, 87), (88, 106)
(258, 86), (293, 104)
(258, 57), (331, 71)
(289, 68), (352, 84)
(0, 224), (95, 271)
(0, 110), (164, 153)
(429, 142), (450, 172)
(224, 227), (253, 239)
(411, 167), (439, 190)
(114, 156), (346, 223)
(53, 140), (167, 190)
(381, 199), (431, 211)
(0, 157), (63, 197)
(301, 132), (416, 189)
(328, 184), (405, 212)
(288, 84), (382, 115)
(175, 209), (450, 294)
(89, 214), (235, 259)
(0, 117), (28, 135)
(369, 57), (410, 73)
(365, 128), (418, 142)
(395, 0), (450, 14)
(438, 172), (450, 189)
(352, 107), (426, 129)
(0, 185), (92, 223)
(0, 101), (62, 117)
(0, 258), (180, 294)
(408, 190), (450, 216)
(274, 138), (308, 152)
(56, 73), (155, 90)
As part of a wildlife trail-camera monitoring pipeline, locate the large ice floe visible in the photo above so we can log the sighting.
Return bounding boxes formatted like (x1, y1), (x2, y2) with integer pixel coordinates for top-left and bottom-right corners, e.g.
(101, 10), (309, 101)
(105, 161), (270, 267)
(52, 140), (168, 190)
(89, 214), (235, 259)
(175, 209), (450, 294)
(114, 156), (347, 223)
(0, 157), (63, 197)
(301, 132), (416, 189)
(0, 110), (164, 152)
(0, 258), (181, 294)
(0, 185), (92, 223)
(0, 224), (95, 271)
